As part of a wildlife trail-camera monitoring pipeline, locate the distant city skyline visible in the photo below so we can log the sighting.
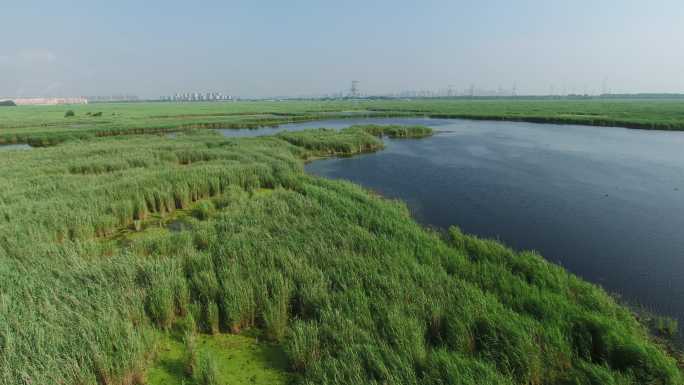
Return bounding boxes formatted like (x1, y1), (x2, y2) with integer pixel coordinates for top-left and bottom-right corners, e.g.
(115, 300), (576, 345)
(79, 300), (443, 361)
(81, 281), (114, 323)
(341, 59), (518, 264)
(2, 0), (683, 98)
(161, 92), (233, 102)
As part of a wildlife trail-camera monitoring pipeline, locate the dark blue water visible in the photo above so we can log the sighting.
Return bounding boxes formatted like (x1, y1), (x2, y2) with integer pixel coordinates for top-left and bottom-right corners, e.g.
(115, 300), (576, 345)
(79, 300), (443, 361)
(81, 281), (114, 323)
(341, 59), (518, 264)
(289, 117), (684, 326)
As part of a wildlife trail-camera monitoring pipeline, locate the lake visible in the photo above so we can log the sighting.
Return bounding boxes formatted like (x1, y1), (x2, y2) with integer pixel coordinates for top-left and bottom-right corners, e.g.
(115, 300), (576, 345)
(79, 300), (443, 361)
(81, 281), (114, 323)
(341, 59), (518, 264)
(287, 117), (684, 329)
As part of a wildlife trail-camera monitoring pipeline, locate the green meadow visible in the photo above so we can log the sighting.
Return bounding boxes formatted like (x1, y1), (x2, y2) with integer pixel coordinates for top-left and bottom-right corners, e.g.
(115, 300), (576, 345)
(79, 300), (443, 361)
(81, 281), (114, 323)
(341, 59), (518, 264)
(1, 98), (684, 146)
(0, 100), (683, 385)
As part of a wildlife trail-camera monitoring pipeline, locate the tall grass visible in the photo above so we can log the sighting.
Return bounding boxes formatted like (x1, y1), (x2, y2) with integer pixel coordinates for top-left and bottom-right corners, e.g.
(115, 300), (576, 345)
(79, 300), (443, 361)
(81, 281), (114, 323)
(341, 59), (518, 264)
(0, 117), (681, 385)
(346, 124), (433, 138)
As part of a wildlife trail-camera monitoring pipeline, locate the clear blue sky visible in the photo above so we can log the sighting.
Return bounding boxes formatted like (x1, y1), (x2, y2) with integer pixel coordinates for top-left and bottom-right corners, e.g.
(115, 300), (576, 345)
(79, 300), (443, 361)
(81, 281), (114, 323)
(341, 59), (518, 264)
(2, 0), (683, 97)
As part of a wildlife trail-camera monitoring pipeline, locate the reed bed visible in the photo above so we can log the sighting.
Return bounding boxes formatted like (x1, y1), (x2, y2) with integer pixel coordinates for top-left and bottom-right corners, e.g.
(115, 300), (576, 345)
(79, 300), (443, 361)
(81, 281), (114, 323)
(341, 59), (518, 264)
(0, 114), (681, 385)
(346, 124), (434, 138)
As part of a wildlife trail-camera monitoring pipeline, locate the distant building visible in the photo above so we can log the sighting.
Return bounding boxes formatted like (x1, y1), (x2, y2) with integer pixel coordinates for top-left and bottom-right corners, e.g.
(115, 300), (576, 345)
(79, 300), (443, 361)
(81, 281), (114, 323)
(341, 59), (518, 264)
(7, 97), (88, 106)
(86, 95), (139, 102)
(162, 91), (233, 102)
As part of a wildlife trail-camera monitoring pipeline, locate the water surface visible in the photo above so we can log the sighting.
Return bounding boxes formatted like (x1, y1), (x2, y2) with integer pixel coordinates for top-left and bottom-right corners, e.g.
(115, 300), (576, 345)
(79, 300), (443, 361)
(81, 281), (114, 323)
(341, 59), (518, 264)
(0, 144), (31, 151)
(297, 118), (684, 327)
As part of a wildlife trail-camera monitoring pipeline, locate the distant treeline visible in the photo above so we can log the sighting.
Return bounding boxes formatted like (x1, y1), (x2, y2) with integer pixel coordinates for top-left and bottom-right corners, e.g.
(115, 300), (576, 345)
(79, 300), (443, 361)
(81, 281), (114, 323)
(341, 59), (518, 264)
(0, 100), (17, 107)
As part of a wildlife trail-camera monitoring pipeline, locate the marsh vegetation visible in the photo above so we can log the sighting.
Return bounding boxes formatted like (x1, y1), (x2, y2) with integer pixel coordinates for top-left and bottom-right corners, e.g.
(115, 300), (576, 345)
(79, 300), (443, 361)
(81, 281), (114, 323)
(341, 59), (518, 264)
(0, 101), (682, 385)
(2, 98), (684, 147)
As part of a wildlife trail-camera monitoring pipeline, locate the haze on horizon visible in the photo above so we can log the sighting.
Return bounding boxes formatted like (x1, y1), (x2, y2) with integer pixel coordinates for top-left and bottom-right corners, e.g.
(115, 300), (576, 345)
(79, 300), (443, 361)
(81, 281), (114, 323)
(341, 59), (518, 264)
(2, 0), (683, 99)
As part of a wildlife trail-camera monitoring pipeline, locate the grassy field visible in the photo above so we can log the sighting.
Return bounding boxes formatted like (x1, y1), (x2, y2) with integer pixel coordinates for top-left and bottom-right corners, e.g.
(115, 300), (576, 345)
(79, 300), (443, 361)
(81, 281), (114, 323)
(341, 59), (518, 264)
(1, 98), (684, 147)
(0, 100), (683, 385)
(366, 98), (684, 130)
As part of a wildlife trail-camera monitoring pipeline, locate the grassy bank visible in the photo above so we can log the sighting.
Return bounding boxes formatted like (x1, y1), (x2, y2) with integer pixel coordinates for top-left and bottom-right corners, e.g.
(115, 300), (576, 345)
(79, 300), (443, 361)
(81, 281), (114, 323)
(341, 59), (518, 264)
(0, 101), (411, 146)
(348, 124), (434, 138)
(0, 121), (681, 385)
(366, 98), (684, 130)
(1, 98), (684, 147)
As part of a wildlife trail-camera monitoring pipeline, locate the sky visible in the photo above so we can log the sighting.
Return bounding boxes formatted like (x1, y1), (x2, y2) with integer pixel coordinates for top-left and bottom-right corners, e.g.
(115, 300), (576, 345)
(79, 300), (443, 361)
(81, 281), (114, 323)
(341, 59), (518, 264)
(1, 0), (683, 98)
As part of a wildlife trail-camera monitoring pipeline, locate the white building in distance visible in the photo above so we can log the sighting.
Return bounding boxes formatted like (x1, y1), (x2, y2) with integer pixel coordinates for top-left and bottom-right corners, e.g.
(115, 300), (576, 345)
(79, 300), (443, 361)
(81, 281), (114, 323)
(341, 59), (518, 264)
(1, 97), (88, 106)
